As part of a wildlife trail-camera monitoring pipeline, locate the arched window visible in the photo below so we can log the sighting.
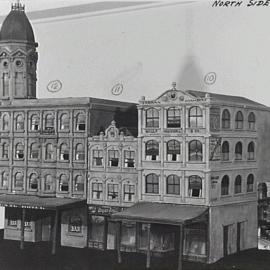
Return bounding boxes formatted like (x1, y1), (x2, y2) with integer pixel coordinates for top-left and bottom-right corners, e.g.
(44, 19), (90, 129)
(45, 143), (54, 160)
(74, 175), (84, 192)
(145, 140), (159, 161)
(75, 143), (85, 161)
(76, 113), (86, 131)
(234, 175), (242, 194)
(15, 114), (24, 131)
(221, 175), (229, 196)
(44, 174), (53, 191)
(189, 106), (203, 128)
(45, 114), (54, 130)
(247, 174), (254, 192)
(69, 216), (82, 233)
(146, 108), (159, 128)
(235, 142), (242, 160)
(2, 142), (8, 159)
(60, 143), (69, 161)
(258, 183), (267, 199)
(30, 143), (39, 159)
(167, 107), (181, 128)
(30, 114), (39, 131)
(2, 114), (9, 131)
(29, 173), (38, 190)
(2, 72), (9, 97)
(166, 175), (180, 195)
(247, 142), (255, 160)
(145, 174), (159, 194)
(248, 112), (255, 130)
(15, 143), (24, 159)
(1, 171), (8, 189)
(188, 175), (202, 197)
(221, 141), (229, 161)
(14, 172), (23, 189)
(235, 111), (244, 129)
(167, 140), (180, 161)
(188, 140), (202, 161)
(59, 174), (69, 192)
(60, 113), (69, 130)
(222, 109), (230, 129)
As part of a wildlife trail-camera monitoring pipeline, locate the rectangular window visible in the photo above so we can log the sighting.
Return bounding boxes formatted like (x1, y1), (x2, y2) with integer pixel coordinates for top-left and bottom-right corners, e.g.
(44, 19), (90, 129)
(3, 73), (9, 97)
(93, 150), (103, 166)
(15, 72), (23, 96)
(92, 183), (103, 200)
(188, 177), (202, 197)
(124, 151), (135, 168)
(108, 150), (119, 167)
(123, 184), (135, 202)
(107, 183), (118, 201)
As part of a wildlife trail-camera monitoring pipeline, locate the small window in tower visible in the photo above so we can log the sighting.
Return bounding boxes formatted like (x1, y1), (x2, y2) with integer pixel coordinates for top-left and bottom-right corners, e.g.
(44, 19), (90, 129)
(15, 60), (23, 67)
(3, 61), (8, 68)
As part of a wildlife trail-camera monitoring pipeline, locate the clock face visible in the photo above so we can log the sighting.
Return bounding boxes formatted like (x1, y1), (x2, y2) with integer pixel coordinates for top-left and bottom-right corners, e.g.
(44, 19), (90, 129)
(111, 83), (123, 96)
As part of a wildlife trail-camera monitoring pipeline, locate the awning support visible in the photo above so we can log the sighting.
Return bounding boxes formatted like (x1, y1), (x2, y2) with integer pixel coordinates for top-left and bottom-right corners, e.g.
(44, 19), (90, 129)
(52, 209), (59, 255)
(146, 223), (151, 269)
(20, 208), (25, 250)
(178, 224), (184, 270)
(117, 221), (122, 264)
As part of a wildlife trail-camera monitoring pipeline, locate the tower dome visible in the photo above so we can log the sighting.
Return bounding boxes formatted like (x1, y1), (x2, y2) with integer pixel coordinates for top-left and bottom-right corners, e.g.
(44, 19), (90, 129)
(0, 2), (35, 44)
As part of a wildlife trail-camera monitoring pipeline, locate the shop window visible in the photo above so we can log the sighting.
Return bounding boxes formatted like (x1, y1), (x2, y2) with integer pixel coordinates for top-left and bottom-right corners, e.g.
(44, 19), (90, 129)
(188, 140), (202, 162)
(30, 114), (39, 131)
(124, 150), (135, 167)
(1, 171), (8, 189)
(2, 72), (9, 97)
(44, 174), (53, 191)
(189, 106), (203, 128)
(15, 143), (24, 159)
(145, 140), (159, 161)
(221, 175), (229, 196)
(92, 150), (103, 166)
(234, 175), (242, 194)
(75, 143), (85, 161)
(248, 112), (255, 130)
(145, 174), (159, 194)
(69, 216), (82, 233)
(59, 174), (69, 192)
(29, 173), (38, 190)
(123, 184), (135, 202)
(92, 182), (103, 200)
(60, 143), (69, 161)
(30, 143), (39, 159)
(2, 142), (8, 159)
(74, 175), (84, 192)
(167, 140), (180, 161)
(60, 113), (69, 130)
(45, 143), (54, 160)
(188, 175), (202, 197)
(2, 114), (9, 131)
(121, 222), (136, 249)
(247, 142), (255, 160)
(167, 107), (181, 128)
(108, 150), (119, 167)
(146, 108), (159, 128)
(222, 109), (230, 129)
(247, 174), (254, 192)
(235, 142), (242, 160)
(235, 111), (244, 129)
(166, 175), (180, 195)
(14, 172), (24, 189)
(107, 183), (119, 201)
(15, 114), (24, 131)
(76, 113), (86, 131)
(89, 215), (105, 249)
(44, 114), (54, 131)
(221, 141), (229, 161)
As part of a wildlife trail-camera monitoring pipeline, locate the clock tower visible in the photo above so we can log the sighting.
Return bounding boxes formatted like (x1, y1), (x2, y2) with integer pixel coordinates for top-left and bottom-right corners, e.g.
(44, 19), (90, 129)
(0, 1), (38, 100)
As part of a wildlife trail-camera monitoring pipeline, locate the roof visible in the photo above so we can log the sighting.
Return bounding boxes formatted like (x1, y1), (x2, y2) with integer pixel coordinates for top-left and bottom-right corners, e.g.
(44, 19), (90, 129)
(0, 194), (86, 210)
(0, 4), (35, 44)
(186, 90), (267, 109)
(112, 202), (208, 225)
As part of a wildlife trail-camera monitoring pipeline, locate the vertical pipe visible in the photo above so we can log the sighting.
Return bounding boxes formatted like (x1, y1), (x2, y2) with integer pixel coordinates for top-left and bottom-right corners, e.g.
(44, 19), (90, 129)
(117, 221), (122, 264)
(52, 209), (59, 255)
(20, 208), (25, 250)
(146, 223), (151, 269)
(178, 224), (184, 270)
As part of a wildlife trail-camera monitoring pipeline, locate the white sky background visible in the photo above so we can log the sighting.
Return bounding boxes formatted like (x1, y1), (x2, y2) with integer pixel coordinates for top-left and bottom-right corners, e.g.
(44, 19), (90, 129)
(0, 0), (270, 106)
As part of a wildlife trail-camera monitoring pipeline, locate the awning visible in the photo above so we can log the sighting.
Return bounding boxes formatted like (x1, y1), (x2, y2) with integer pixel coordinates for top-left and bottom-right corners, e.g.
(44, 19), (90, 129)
(112, 202), (208, 225)
(0, 194), (86, 210)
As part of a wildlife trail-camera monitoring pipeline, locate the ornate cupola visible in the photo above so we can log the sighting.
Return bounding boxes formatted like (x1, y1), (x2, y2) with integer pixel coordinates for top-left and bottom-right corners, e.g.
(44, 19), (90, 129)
(0, 1), (38, 100)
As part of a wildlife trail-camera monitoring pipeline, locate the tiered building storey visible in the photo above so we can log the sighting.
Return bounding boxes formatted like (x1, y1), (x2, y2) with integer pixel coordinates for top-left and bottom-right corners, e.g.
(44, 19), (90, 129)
(1, 3), (270, 270)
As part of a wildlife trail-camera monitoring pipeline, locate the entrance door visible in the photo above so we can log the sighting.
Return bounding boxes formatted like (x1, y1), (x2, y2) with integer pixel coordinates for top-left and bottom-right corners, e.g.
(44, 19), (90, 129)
(237, 222), (245, 252)
(223, 225), (228, 257)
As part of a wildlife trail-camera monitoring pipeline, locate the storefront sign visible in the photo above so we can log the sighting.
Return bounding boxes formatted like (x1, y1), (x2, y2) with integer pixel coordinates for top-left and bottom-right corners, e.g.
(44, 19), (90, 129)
(0, 203), (45, 210)
(88, 205), (125, 216)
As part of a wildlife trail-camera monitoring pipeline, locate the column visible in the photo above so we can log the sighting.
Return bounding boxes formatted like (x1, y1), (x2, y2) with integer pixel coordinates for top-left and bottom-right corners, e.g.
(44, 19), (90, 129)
(146, 223), (151, 269)
(103, 217), (108, 250)
(116, 221), (122, 263)
(20, 208), (26, 250)
(52, 209), (59, 255)
(178, 224), (184, 270)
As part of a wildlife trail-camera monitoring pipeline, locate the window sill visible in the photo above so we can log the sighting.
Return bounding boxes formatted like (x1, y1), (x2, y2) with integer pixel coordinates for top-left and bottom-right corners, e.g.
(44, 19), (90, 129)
(247, 159), (256, 162)
(59, 129), (70, 133)
(144, 193), (159, 196)
(14, 159), (25, 161)
(14, 130), (25, 133)
(220, 194), (231, 198)
(73, 160), (85, 163)
(58, 160), (70, 163)
(0, 158), (9, 161)
(185, 196), (204, 199)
